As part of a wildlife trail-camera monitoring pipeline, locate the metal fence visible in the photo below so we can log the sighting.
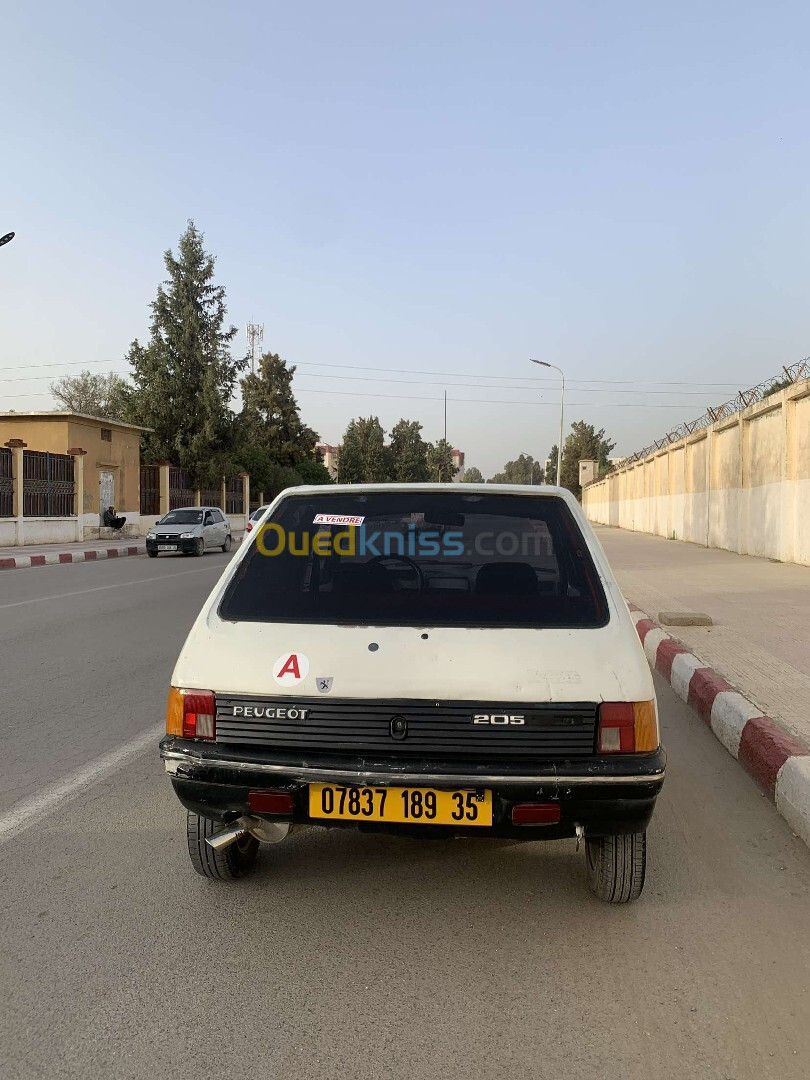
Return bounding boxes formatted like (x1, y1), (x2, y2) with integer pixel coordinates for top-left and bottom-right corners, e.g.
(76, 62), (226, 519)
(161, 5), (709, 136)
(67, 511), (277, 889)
(0, 447), (12, 517)
(225, 475), (244, 514)
(22, 451), (75, 517)
(200, 487), (222, 508)
(169, 467), (194, 510)
(140, 466), (160, 516)
(623, 359), (810, 465)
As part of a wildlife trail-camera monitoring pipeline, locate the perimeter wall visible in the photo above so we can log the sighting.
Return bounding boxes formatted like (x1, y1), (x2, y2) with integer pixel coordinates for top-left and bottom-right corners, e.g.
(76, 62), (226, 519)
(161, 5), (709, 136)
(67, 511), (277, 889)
(582, 378), (810, 566)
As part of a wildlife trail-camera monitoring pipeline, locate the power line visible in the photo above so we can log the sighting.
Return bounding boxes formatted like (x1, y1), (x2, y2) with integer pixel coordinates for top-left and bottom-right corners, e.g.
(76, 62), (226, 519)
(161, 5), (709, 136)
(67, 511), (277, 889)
(1, 365), (739, 398)
(290, 371), (724, 397)
(294, 360), (742, 389)
(292, 387), (707, 408)
(0, 358), (120, 373)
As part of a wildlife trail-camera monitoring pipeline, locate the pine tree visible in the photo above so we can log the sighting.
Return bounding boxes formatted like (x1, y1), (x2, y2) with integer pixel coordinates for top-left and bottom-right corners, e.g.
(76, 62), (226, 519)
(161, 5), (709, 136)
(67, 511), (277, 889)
(389, 419), (430, 482)
(238, 352), (316, 468)
(556, 422), (616, 497)
(338, 417), (389, 483)
(426, 439), (458, 482)
(125, 221), (244, 482)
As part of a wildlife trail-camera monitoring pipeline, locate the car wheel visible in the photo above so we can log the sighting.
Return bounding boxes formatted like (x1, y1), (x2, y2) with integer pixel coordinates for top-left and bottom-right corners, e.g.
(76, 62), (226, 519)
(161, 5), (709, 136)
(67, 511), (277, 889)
(193, 537), (204, 557)
(585, 831), (646, 903)
(186, 811), (259, 881)
(222, 534), (232, 553)
(147, 550), (158, 558)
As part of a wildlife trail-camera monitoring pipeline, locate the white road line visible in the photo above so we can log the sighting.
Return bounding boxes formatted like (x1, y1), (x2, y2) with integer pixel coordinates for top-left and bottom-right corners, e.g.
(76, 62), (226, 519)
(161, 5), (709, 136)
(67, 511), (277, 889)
(0, 724), (164, 845)
(0, 566), (219, 609)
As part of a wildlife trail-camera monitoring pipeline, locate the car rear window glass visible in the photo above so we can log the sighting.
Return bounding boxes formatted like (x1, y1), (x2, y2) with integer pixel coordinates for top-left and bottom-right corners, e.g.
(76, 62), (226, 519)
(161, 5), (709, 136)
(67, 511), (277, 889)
(219, 492), (609, 628)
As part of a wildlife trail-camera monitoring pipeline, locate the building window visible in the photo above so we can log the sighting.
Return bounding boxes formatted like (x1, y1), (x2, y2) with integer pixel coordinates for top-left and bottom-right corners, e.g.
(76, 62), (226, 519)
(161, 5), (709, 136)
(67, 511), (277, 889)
(100, 428), (112, 442)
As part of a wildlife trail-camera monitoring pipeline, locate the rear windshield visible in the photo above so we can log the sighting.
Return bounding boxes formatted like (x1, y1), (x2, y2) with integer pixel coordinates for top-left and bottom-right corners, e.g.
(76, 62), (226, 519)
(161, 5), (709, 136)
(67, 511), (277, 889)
(219, 492), (609, 628)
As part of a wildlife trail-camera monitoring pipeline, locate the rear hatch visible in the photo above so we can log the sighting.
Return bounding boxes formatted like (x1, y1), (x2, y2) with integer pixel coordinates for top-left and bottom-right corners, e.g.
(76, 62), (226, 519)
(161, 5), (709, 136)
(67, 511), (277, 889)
(172, 487), (654, 754)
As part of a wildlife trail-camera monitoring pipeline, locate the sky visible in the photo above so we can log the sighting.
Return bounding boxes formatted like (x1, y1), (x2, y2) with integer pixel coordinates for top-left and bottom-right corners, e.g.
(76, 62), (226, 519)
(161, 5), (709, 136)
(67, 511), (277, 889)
(2, 0), (809, 476)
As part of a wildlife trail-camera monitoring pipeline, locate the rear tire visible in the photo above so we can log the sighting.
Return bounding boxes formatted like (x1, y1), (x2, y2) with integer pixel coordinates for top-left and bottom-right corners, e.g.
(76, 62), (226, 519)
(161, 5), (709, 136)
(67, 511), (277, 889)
(586, 832), (646, 903)
(222, 534), (232, 553)
(186, 811), (259, 881)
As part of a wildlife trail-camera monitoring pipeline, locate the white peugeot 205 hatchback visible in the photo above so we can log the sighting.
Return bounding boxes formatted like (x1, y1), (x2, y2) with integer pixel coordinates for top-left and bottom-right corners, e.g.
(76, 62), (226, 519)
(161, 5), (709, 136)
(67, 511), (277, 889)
(161, 484), (665, 902)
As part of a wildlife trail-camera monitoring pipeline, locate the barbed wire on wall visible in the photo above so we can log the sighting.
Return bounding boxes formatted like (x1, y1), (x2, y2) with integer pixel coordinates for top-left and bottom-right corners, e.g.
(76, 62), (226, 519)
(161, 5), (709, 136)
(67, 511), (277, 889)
(622, 358), (810, 465)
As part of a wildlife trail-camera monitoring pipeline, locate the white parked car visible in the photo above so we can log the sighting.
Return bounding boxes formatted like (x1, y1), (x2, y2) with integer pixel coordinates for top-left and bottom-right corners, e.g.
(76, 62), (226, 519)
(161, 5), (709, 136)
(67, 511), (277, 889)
(161, 484), (664, 902)
(146, 507), (232, 557)
(245, 504), (270, 533)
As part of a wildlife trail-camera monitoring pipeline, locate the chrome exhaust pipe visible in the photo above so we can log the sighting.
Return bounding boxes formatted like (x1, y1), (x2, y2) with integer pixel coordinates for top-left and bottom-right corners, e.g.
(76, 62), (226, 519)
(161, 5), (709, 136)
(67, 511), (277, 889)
(206, 815), (293, 852)
(206, 817), (252, 852)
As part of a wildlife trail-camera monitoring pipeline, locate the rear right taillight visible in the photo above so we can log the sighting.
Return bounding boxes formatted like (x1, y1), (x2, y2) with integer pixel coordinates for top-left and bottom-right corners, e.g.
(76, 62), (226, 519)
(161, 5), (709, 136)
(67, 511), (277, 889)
(598, 701), (658, 753)
(167, 687), (216, 739)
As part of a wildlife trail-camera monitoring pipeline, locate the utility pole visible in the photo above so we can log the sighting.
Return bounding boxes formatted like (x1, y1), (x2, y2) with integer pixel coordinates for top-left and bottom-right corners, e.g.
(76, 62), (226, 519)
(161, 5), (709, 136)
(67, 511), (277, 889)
(245, 321), (264, 375)
(444, 390), (447, 443)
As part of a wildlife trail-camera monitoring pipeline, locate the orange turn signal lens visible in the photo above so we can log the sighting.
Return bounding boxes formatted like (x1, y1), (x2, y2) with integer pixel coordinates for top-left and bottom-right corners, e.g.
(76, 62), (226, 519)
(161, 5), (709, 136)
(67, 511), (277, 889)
(598, 700), (658, 753)
(632, 700), (659, 752)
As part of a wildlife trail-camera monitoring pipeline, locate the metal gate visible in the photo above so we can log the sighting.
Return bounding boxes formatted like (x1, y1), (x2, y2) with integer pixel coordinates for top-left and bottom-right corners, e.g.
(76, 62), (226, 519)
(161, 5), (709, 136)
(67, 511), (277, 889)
(140, 466), (160, 516)
(0, 447), (12, 517)
(22, 451), (75, 517)
(169, 468), (194, 510)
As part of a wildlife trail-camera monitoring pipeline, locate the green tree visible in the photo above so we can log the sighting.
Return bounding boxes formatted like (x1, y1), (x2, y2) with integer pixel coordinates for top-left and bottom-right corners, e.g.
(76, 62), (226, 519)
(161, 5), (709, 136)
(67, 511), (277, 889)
(426, 439), (458, 482)
(461, 465), (485, 483)
(238, 351), (316, 467)
(557, 421), (616, 498)
(49, 370), (130, 419)
(389, 419), (430, 482)
(294, 458), (334, 486)
(338, 417), (389, 483)
(544, 445), (558, 485)
(490, 454), (543, 484)
(124, 220), (244, 481)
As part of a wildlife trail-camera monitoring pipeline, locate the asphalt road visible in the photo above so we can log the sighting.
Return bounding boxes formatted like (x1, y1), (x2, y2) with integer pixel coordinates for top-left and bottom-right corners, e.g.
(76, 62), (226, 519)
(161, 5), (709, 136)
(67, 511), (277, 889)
(1, 555), (809, 1080)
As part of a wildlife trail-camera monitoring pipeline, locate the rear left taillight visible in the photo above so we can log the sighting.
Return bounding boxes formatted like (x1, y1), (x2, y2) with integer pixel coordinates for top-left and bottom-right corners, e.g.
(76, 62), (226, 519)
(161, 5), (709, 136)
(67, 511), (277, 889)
(246, 522), (253, 532)
(167, 687), (216, 739)
(598, 701), (658, 753)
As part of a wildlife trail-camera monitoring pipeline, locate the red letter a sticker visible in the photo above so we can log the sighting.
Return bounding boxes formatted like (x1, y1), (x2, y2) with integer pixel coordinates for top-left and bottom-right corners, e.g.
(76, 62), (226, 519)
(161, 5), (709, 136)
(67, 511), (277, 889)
(277, 654), (301, 679)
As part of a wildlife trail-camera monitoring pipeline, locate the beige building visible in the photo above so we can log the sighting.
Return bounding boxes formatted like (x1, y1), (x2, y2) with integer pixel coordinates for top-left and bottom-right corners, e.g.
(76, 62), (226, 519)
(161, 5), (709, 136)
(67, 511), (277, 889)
(0, 411), (150, 526)
(316, 442), (340, 480)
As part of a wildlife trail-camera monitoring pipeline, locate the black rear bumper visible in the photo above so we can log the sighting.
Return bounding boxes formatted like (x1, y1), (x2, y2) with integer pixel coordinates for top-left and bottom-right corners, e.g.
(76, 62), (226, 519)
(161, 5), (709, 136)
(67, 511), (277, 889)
(160, 737), (666, 840)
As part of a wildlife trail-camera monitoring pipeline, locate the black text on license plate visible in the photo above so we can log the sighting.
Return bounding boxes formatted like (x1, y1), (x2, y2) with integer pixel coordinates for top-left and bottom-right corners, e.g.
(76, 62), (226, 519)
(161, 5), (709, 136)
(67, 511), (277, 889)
(308, 784), (492, 826)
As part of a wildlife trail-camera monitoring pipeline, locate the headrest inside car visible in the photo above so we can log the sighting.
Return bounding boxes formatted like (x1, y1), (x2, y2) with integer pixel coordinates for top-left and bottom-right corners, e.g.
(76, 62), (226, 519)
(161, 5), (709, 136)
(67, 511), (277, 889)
(475, 562), (538, 595)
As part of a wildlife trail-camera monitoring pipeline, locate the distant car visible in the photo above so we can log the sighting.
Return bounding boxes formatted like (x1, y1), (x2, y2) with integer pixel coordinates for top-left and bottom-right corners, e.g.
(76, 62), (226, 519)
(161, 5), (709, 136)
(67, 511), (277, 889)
(246, 505), (270, 533)
(146, 507), (232, 558)
(161, 483), (665, 903)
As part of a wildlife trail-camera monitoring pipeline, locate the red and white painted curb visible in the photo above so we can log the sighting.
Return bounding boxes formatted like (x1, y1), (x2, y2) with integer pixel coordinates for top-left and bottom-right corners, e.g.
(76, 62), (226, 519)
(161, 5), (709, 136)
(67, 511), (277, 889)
(629, 604), (810, 848)
(0, 545), (146, 571)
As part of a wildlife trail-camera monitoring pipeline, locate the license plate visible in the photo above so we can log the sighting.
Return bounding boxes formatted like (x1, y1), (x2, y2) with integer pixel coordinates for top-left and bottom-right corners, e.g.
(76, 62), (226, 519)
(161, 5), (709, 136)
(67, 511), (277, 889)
(309, 784), (492, 826)
(158, 545), (177, 551)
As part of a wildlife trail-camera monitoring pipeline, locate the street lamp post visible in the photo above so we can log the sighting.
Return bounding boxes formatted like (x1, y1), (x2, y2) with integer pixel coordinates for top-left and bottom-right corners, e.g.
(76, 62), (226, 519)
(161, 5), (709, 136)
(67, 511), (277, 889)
(521, 453), (533, 485)
(530, 359), (565, 488)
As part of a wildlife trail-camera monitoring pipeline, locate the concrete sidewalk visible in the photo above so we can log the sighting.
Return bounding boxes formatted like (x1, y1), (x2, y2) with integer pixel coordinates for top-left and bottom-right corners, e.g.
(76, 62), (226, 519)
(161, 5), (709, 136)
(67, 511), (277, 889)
(0, 537), (146, 570)
(594, 526), (810, 749)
